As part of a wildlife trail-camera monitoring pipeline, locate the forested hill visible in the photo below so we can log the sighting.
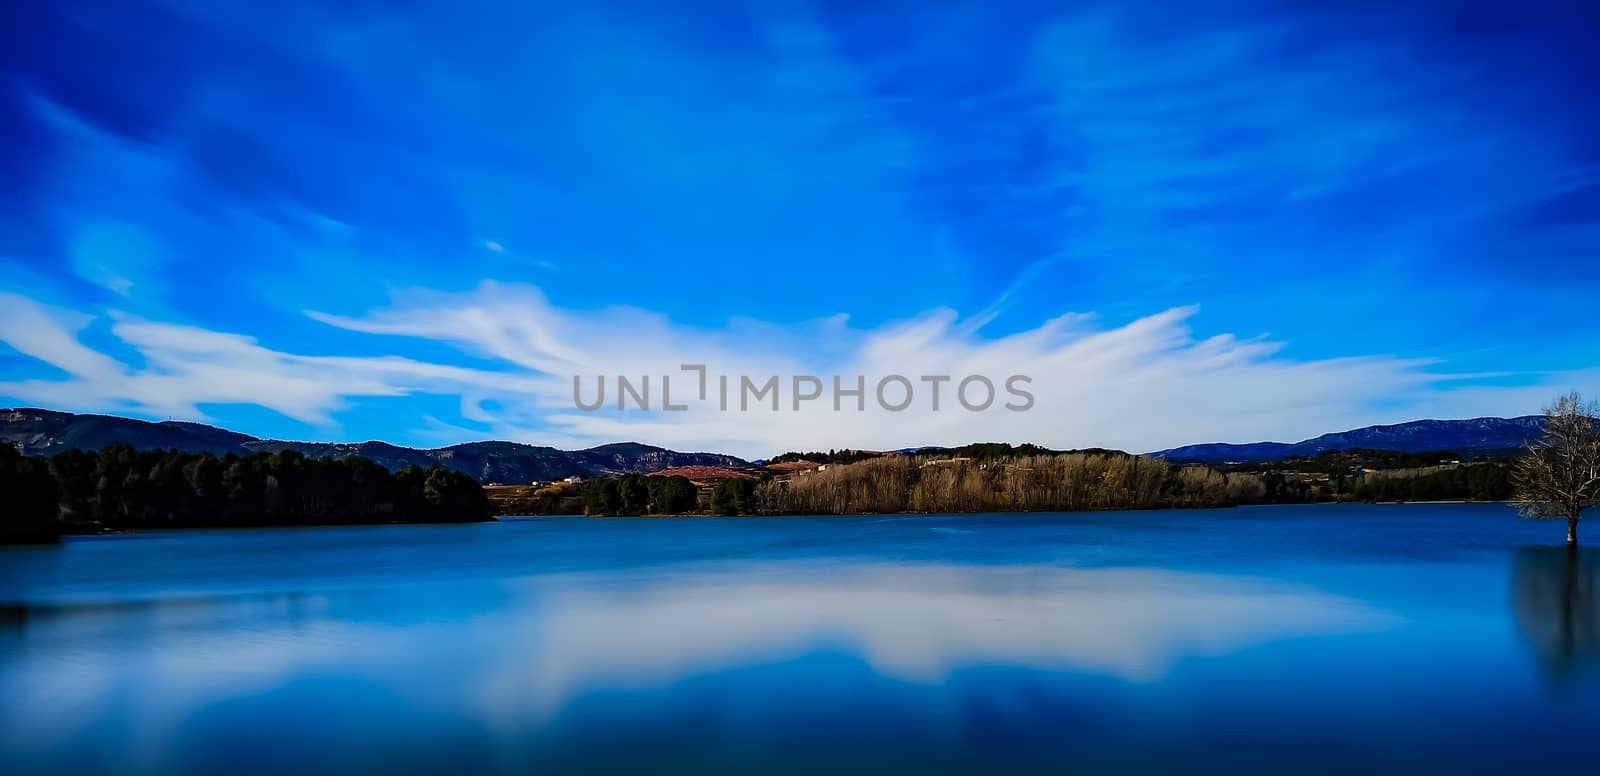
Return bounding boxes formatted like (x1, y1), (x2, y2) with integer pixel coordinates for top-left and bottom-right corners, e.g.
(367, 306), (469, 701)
(4, 408), (1550, 479)
(0, 443), (492, 543)
(1150, 416), (1544, 464)
(1, 408), (747, 483)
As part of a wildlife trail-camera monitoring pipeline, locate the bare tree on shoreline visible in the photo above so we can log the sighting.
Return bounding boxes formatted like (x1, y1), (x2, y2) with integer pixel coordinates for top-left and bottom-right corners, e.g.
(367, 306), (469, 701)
(758, 452), (1256, 515)
(1513, 392), (1600, 546)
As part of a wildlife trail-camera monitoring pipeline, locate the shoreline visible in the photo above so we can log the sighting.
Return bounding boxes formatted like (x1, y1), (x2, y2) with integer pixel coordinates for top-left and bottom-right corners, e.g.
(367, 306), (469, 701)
(2, 516), (502, 545)
(7, 502), (1520, 543)
(531, 500), (1514, 519)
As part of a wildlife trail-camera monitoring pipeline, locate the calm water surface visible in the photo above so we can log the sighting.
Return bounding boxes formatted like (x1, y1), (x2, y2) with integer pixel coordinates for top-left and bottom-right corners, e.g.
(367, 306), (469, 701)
(2, 503), (1598, 773)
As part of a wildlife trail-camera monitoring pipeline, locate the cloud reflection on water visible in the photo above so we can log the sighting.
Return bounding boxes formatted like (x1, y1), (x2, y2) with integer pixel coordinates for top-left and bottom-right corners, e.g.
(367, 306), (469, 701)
(1, 560), (1399, 757)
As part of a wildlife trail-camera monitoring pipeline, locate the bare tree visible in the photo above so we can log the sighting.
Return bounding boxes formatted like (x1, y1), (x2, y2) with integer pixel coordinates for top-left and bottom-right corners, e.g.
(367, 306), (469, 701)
(760, 451), (1236, 515)
(1513, 392), (1600, 545)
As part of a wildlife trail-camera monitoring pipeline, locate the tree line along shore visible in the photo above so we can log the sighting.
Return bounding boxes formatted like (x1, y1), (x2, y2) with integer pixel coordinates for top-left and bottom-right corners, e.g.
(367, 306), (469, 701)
(493, 445), (1517, 518)
(0, 430), (1550, 539)
(1, 444), (490, 543)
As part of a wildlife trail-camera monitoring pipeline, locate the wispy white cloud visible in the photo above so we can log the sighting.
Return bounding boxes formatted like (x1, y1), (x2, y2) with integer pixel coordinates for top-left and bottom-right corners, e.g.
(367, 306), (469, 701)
(7, 282), (1589, 457)
(0, 291), (541, 429)
(2, 1), (1596, 455)
(308, 282), (1600, 456)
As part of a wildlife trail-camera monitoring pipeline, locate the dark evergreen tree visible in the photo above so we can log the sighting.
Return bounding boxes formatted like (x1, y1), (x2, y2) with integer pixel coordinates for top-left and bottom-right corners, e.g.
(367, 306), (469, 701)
(4, 446), (491, 534)
(647, 476), (698, 514)
(711, 478), (759, 515)
(1, 445), (60, 543)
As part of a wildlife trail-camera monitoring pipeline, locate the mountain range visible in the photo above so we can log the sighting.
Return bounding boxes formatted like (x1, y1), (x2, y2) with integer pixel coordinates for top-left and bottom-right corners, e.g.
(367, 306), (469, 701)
(0, 408), (747, 483)
(1148, 416), (1545, 464)
(3, 407), (1550, 477)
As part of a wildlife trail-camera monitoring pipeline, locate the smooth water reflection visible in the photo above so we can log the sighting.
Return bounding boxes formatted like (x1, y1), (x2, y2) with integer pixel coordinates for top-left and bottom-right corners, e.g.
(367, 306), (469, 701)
(1512, 546), (1600, 679)
(3, 504), (1600, 773)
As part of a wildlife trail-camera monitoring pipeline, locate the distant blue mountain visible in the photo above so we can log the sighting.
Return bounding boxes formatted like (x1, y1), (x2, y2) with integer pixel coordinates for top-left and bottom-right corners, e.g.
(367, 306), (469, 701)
(4, 407), (1550, 474)
(1, 408), (746, 483)
(1150, 416), (1545, 464)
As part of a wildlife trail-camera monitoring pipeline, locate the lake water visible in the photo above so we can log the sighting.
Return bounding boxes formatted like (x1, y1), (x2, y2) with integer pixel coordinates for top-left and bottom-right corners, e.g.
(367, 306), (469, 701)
(2, 503), (1598, 773)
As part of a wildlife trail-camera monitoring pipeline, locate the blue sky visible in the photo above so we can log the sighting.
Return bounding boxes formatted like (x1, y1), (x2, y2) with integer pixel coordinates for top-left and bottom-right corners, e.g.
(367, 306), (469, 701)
(2, 0), (1597, 457)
